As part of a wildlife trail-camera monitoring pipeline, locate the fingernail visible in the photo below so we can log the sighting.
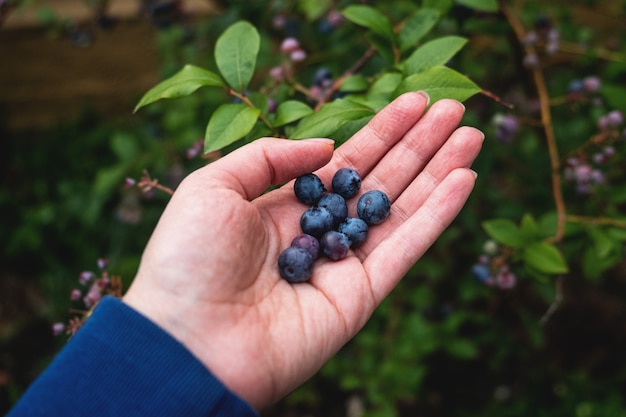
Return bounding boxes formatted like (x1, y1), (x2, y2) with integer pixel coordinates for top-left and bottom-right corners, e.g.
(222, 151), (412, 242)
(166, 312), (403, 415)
(455, 100), (466, 111)
(304, 138), (335, 146)
(470, 169), (478, 179)
(417, 90), (431, 106)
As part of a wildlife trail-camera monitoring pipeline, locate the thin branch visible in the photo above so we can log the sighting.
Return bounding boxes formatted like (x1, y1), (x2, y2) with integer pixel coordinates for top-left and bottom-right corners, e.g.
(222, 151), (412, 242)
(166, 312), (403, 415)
(228, 89), (274, 132)
(137, 170), (175, 196)
(567, 215), (626, 229)
(480, 89), (515, 109)
(501, 3), (567, 243)
(315, 46), (378, 111)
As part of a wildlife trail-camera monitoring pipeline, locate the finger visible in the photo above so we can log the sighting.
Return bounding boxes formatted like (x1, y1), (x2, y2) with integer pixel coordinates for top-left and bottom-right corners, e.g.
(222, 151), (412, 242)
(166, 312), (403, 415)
(392, 125), (484, 220)
(193, 137), (335, 200)
(318, 92), (430, 180)
(358, 99), (466, 202)
(363, 168), (477, 302)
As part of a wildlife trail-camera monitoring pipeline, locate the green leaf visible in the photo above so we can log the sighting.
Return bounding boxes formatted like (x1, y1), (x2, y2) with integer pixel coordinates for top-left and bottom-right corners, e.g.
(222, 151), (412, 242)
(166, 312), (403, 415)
(368, 72), (403, 99)
(204, 104), (261, 153)
(394, 66), (481, 103)
(445, 339), (478, 359)
(456, 0), (499, 12)
(582, 245), (621, 281)
(520, 213), (539, 241)
(587, 226), (615, 258)
(298, 0), (331, 20)
(342, 5), (395, 42)
(398, 9), (440, 52)
(423, 0), (454, 14)
(523, 242), (568, 274)
(404, 36), (468, 75)
(215, 21), (260, 92)
(134, 65), (224, 112)
(482, 218), (524, 248)
(607, 226), (626, 242)
(291, 99), (375, 140)
(274, 101), (314, 127)
(601, 83), (626, 110)
(339, 75), (370, 92)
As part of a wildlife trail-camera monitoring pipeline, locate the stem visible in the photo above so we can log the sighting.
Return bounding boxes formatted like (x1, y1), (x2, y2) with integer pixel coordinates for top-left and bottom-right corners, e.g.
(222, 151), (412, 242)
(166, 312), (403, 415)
(567, 215), (626, 229)
(502, 3), (567, 243)
(315, 46), (378, 111)
(139, 170), (175, 196)
(228, 90), (274, 132)
(558, 41), (626, 63)
(481, 89), (515, 109)
(502, 2), (568, 325)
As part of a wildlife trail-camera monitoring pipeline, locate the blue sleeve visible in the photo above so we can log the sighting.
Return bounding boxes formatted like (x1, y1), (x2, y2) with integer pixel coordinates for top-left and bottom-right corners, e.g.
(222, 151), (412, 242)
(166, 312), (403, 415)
(7, 296), (259, 417)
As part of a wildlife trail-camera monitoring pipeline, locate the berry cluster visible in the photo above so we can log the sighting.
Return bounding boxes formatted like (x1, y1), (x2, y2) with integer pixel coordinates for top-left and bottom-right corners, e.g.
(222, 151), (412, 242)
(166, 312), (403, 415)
(53, 258), (124, 337)
(567, 75), (602, 99)
(278, 168), (391, 283)
(471, 241), (517, 290)
(522, 17), (560, 68)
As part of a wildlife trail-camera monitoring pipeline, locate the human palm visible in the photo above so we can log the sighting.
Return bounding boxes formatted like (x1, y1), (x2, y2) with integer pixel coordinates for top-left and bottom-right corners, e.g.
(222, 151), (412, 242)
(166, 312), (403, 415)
(123, 92), (484, 410)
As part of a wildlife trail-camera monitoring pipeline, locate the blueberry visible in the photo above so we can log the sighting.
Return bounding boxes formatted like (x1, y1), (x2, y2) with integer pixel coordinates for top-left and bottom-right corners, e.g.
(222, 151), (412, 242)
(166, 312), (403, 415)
(300, 206), (334, 238)
(291, 233), (320, 259)
(332, 168), (361, 199)
(317, 193), (348, 228)
(314, 67), (333, 88)
(472, 263), (491, 283)
(338, 217), (368, 248)
(357, 190), (391, 225)
(320, 231), (351, 261)
(278, 247), (314, 283)
(294, 173), (326, 205)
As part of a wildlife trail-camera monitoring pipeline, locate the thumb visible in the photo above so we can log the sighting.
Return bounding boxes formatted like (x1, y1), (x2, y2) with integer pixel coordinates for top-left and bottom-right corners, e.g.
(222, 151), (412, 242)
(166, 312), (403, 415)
(197, 137), (335, 200)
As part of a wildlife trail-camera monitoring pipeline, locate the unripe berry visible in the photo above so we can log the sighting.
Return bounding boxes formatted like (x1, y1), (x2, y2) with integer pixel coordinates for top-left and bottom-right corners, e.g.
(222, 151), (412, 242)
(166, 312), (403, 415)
(582, 76), (601, 92)
(280, 37), (300, 53)
(290, 49), (307, 62)
(52, 322), (66, 336)
(269, 66), (284, 82)
(606, 110), (624, 128)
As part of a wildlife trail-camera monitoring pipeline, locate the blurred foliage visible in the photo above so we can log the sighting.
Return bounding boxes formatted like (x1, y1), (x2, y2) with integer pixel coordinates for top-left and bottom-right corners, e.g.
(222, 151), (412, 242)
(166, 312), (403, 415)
(2, 0), (626, 416)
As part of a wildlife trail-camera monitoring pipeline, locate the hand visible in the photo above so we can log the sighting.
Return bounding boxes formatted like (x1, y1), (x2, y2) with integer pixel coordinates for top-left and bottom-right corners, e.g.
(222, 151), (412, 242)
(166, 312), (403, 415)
(122, 92), (484, 410)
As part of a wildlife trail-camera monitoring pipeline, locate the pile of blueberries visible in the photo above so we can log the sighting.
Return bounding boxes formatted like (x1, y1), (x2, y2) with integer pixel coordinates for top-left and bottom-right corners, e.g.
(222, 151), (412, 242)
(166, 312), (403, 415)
(278, 168), (391, 283)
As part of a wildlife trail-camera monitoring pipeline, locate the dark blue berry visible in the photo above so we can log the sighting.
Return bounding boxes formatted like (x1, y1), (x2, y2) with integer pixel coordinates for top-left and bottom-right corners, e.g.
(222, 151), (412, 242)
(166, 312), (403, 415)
(317, 193), (348, 228)
(291, 234), (320, 260)
(320, 231), (351, 261)
(471, 263), (491, 283)
(314, 67), (333, 88)
(357, 190), (391, 225)
(332, 168), (361, 199)
(300, 206), (334, 238)
(338, 217), (368, 248)
(294, 173), (326, 205)
(278, 247), (314, 283)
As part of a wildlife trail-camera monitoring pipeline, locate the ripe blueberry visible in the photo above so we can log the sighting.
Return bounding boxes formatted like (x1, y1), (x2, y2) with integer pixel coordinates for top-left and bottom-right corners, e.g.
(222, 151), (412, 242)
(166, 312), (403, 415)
(357, 190), (391, 225)
(294, 173), (326, 205)
(320, 231), (351, 261)
(278, 247), (314, 283)
(332, 168), (361, 199)
(471, 263), (491, 283)
(291, 233), (320, 260)
(300, 206), (334, 238)
(317, 193), (348, 228)
(338, 217), (368, 248)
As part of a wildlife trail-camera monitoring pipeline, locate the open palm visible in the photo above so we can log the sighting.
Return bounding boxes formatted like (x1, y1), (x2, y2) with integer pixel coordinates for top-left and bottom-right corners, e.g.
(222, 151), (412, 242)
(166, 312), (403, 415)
(123, 92), (484, 410)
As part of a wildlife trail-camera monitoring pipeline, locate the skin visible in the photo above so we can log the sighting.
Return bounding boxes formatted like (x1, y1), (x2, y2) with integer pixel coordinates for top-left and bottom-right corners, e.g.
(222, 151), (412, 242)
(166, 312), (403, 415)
(123, 92), (484, 410)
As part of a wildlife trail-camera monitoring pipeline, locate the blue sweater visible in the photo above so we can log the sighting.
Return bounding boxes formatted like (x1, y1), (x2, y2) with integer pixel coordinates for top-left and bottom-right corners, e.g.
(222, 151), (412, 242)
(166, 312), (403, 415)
(7, 297), (259, 416)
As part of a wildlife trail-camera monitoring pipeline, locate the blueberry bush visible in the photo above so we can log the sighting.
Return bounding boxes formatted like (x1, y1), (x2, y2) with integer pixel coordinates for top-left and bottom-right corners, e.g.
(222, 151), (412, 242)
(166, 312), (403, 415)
(3, 0), (626, 416)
